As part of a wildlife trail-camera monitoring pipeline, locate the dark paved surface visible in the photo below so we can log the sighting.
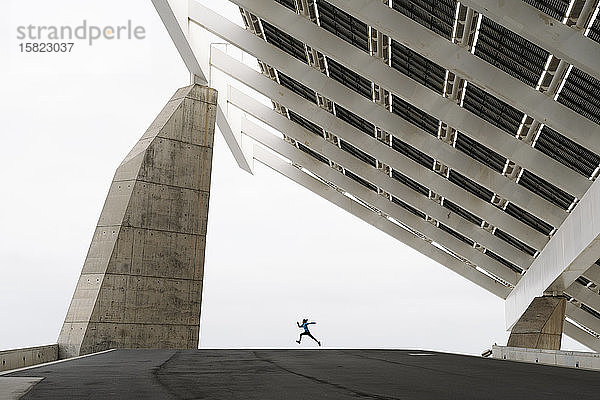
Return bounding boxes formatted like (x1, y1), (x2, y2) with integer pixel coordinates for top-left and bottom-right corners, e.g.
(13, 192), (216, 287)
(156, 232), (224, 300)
(6, 349), (600, 399)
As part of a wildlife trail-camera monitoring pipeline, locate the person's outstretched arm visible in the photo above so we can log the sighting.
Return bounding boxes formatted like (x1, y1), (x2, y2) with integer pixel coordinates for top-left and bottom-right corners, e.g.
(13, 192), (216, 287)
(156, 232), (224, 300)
(297, 322), (301, 327)
(308, 322), (316, 325)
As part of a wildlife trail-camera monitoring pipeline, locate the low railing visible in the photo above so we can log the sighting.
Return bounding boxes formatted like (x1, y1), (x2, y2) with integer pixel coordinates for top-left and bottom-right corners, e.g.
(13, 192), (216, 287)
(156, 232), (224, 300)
(0, 344), (59, 373)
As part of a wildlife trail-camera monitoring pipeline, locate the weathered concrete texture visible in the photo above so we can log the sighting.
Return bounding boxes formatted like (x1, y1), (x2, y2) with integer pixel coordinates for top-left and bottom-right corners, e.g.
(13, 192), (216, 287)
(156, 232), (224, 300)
(507, 296), (566, 350)
(58, 85), (217, 359)
(0, 345), (58, 373)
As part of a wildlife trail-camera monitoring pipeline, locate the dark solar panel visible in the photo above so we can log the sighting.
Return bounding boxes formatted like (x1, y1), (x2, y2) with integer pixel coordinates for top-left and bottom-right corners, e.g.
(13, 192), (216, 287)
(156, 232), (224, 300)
(522, 0), (569, 20)
(298, 143), (329, 164)
(391, 0), (457, 39)
(278, 73), (317, 104)
(494, 229), (537, 255)
(326, 57), (372, 99)
(439, 223), (475, 246)
(577, 276), (592, 286)
(504, 202), (553, 235)
(391, 170), (430, 196)
(581, 303), (600, 320)
(475, 17), (549, 87)
(448, 169), (494, 202)
(390, 40), (447, 93)
(588, 16), (600, 43)
(345, 169), (377, 191)
(288, 110), (324, 137)
(462, 83), (524, 136)
(486, 250), (524, 274)
(535, 126), (600, 178)
(391, 95), (439, 136)
(392, 196), (427, 219)
(335, 104), (375, 137)
(454, 132), (507, 173)
(340, 140), (377, 166)
(443, 199), (483, 226)
(316, 0), (369, 52)
(391, 137), (434, 169)
(518, 169), (575, 210)
(557, 67), (600, 125)
(274, 0), (296, 12)
(262, 20), (307, 63)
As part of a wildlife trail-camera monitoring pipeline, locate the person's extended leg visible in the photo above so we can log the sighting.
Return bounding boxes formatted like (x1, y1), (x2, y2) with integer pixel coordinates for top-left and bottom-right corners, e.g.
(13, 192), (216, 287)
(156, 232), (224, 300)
(297, 332), (307, 344)
(307, 333), (321, 346)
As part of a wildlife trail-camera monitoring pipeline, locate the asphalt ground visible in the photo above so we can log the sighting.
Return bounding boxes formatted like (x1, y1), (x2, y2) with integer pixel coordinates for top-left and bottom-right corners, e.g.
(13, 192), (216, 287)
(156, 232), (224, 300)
(6, 349), (600, 399)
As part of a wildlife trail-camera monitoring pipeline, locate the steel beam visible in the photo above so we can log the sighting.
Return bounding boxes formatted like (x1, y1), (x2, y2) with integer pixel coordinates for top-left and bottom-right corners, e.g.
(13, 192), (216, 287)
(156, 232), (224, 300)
(219, 0), (590, 197)
(215, 51), (548, 250)
(460, 0), (600, 82)
(506, 177), (600, 328)
(566, 303), (600, 337)
(566, 283), (600, 313)
(253, 146), (513, 298)
(235, 90), (532, 269)
(325, 0), (600, 155)
(207, 39), (566, 231)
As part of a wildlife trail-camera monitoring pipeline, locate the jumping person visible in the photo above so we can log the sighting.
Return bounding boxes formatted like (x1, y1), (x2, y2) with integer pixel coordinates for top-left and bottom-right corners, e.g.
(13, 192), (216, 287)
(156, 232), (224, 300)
(296, 318), (321, 346)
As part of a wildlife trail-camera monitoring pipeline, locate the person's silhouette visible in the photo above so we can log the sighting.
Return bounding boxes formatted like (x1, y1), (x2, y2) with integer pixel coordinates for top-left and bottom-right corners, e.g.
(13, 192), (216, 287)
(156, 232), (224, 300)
(296, 318), (321, 346)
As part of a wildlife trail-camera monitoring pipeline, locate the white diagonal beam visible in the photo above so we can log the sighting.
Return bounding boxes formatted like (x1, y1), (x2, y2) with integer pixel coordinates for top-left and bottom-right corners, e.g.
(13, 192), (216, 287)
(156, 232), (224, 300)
(460, 0), (600, 81)
(251, 136), (514, 297)
(214, 50), (548, 250)
(219, 0), (590, 197)
(563, 320), (600, 352)
(325, 0), (600, 155)
(203, 25), (566, 229)
(235, 89), (532, 268)
(566, 283), (600, 313)
(566, 303), (600, 340)
(506, 176), (600, 328)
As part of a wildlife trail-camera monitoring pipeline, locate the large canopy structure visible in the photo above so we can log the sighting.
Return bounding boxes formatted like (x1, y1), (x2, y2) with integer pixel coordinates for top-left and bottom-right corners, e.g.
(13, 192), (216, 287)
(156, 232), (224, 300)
(153, 0), (600, 350)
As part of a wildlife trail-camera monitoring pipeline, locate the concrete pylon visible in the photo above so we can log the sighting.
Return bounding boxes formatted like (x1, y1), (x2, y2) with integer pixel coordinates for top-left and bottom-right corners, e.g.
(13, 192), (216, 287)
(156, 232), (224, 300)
(507, 296), (566, 350)
(58, 84), (217, 359)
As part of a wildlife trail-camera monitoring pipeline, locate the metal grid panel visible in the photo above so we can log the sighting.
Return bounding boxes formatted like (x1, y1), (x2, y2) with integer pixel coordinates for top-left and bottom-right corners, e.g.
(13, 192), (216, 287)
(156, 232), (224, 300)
(391, 170), (430, 196)
(486, 250), (524, 273)
(326, 57), (372, 99)
(392, 196), (427, 219)
(557, 67), (600, 125)
(462, 83), (524, 136)
(439, 223), (475, 246)
(278, 72), (317, 104)
(454, 132), (507, 173)
(316, 0), (369, 52)
(390, 40), (446, 93)
(475, 17), (549, 87)
(588, 17), (600, 43)
(345, 169), (378, 191)
(518, 169), (575, 210)
(521, 0), (569, 20)
(391, 137), (434, 169)
(391, 0), (457, 39)
(335, 104), (375, 137)
(298, 143), (330, 164)
(448, 169), (494, 202)
(262, 20), (307, 63)
(443, 199), (484, 226)
(391, 94), (439, 136)
(504, 202), (554, 235)
(288, 110), (324, 137)
(274, 0), (296, 12)
(494, 228), (537, 256)
(340, 140), (377, 166)
(535, 126), (600, 178)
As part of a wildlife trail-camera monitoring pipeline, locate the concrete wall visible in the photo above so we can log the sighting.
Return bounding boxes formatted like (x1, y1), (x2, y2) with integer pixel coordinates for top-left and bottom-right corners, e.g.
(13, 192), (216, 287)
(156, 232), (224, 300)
(0, 345), (58, 372)
(492, 345), (600, 371)
(58, 84), (217, 358)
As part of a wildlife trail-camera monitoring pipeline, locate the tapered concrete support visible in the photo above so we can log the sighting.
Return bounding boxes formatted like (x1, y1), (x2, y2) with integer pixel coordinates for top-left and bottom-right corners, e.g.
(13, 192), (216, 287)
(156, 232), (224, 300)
(507, 296), (566, 350)
(57, 84), (217, 359)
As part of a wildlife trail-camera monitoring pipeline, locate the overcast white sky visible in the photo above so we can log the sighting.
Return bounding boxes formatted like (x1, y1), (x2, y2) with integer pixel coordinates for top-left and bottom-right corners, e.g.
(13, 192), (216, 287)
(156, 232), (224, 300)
(0, 0), (590, 355)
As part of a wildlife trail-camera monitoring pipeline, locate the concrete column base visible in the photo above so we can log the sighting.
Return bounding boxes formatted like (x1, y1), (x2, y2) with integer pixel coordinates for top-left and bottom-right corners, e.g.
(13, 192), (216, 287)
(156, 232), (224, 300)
(507, 296), (566, 350)
(57, 84), (217, 358)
